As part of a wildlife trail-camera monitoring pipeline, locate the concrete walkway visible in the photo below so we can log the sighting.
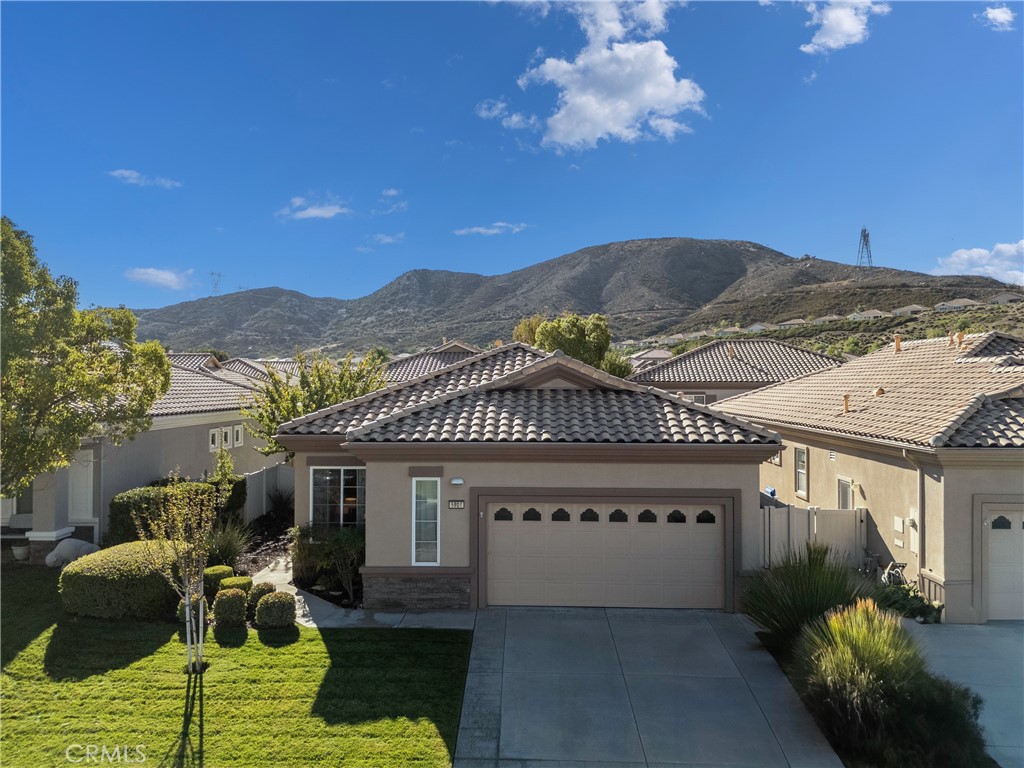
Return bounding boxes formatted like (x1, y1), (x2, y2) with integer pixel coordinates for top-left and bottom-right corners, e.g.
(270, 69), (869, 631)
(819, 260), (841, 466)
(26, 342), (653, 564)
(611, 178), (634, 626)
(455, 607), (841, 768)
(251, 556), (476, 630)
(906, 620), (1024, 768)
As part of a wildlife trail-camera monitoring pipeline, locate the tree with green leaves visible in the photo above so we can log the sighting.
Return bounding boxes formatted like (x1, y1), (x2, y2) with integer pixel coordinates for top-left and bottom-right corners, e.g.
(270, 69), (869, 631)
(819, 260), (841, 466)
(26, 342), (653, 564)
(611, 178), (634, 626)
(133, 476), (217, 674)
(512, 314), (546, 345)
(1, 217), (170, 497)
(242, 350), (386, 456)
(533, 312), (633, 377)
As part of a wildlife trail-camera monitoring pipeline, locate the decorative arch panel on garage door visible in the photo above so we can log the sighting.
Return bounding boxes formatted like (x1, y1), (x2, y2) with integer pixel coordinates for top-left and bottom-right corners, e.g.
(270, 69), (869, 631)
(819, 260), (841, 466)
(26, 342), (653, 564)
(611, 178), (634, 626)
(485, 501), (727, 609)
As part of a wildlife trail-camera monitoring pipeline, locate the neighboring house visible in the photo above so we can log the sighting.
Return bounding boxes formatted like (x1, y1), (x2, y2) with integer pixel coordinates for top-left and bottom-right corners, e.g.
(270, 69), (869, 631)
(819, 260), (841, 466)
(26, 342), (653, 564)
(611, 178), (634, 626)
(812, 315), (844, 325)
(716, 333), (1024, 623)
(685, 330), (712, 341)
(167, 352), (301, 385)
(935, 298), (981, 312)
(715, 326), (743, 337)
(5, 361), (283, 561)
(847, 309), (891, 321)
(275, 342), (781, 611)
(777, 318), (807, 328)
(989, 292), (1024, 305)
(744, 322), (778, 333)
(892, 304), (929, 317)
(628, 348), (673, 373)
(385, 340), (482, 384)
(627, 339), (843, 404)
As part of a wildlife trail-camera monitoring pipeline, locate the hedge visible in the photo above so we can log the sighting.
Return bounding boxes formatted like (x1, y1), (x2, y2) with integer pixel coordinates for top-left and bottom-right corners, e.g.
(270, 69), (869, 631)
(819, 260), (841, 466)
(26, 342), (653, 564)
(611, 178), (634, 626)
(220, 576), (252, 593)
(177, 594), (209, 624)
(203, 565), (234, 599)
(107, 483), (216, 546)
(60, 541), (178, 621)
(213, 588), (247, 628)
(255, 592), (296, 628)
(247, 583), (276, 620)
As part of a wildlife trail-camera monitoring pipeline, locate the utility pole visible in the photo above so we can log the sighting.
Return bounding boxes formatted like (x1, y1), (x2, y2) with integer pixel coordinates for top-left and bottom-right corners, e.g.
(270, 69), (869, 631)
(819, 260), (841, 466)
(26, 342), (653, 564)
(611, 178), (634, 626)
(209, 271), (223, 295)
(856, 227), (873, 268)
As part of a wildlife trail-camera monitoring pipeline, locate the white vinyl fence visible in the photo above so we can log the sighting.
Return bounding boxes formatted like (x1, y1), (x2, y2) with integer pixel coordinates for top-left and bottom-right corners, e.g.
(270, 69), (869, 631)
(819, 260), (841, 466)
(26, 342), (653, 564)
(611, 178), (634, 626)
(242, 463), (295, 523)
(760, 503), (866, 567)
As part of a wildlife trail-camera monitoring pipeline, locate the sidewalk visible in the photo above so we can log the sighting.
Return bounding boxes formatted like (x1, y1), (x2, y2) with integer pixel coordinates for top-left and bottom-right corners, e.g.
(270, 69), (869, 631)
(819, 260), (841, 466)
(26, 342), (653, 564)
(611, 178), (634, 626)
(252, 556), (477, 630)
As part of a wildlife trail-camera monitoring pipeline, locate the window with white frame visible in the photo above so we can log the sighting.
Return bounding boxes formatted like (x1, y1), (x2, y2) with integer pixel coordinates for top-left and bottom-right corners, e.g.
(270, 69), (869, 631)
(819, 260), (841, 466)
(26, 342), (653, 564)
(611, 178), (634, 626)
(233, 424), (244, 447)
(220, 427), (233, 449)
(310, 467), (365, 534)
(412, 478), (440, 565)
(208, 429), (221, 453)
(838, 478), (853, 510)
(794, 447), (808, 498)
(684, 393), (707, 405)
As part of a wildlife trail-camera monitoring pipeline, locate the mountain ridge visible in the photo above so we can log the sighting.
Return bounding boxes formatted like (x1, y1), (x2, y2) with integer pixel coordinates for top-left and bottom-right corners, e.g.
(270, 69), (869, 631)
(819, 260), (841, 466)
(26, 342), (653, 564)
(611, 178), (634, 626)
(132, 237), (1012, 356)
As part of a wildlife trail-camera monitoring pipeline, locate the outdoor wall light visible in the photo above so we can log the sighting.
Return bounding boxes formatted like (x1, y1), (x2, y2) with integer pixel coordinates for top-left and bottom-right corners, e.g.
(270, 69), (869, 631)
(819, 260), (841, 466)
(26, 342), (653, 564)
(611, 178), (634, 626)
(450, 477), (465, 486)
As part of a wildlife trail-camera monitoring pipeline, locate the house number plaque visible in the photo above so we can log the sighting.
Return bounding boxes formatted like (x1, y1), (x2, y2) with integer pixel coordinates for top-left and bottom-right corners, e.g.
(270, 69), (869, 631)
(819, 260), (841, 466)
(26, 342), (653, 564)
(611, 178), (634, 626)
(448, 500), (465, 509)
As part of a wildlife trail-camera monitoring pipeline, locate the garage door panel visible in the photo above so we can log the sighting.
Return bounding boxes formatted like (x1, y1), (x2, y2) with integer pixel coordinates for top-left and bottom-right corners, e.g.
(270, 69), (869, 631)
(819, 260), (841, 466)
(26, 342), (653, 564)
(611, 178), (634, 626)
(988, 508), (1024, 620)
(487, 501), (725, 609)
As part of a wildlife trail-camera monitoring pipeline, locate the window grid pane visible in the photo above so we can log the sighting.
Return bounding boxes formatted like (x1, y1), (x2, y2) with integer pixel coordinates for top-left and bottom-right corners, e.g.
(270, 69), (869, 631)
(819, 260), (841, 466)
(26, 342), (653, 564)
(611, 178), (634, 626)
(413, 479), (439, 564)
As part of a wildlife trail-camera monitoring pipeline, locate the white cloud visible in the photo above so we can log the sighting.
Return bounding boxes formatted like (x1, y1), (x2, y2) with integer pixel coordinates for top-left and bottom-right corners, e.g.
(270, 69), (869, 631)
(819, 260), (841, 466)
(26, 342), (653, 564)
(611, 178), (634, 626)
(932, 240), (1024, 286)
(977, 5), (1016, 31)
(476, 99), (509, 119)
(381, 188), (401, 197)
(476, 98), (540, 132)
(800, 1), (891, 55)
(803, 70), (818, 84)
(372, 232), (405, 245)
(107, 169), (182, 189)
(501, 112), (542, 131)
(354, 245), (374, 253)
(124, 267), (194, 290)
(276, 196), (351, 220)
(453, 221), (529, 236)
(514, 2), (704, 151)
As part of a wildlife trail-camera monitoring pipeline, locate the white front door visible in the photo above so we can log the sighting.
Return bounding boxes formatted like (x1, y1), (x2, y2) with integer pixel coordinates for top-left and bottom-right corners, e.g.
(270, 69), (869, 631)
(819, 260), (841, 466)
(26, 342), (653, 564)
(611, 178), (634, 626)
(988, 506), (1024, 621)
(68, 450), (95, 523)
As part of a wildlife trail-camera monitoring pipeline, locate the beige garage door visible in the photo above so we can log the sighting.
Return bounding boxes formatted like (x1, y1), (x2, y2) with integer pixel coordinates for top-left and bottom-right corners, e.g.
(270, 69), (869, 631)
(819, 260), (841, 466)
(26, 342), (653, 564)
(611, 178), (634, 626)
(486, 502), (725, 609)
(988, 507), (1024, 621)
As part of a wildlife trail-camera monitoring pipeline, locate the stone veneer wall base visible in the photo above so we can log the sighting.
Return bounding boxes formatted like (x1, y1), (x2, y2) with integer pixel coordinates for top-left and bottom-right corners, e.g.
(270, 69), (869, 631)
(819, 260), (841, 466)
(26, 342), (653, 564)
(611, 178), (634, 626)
(363, 574), (471, 610)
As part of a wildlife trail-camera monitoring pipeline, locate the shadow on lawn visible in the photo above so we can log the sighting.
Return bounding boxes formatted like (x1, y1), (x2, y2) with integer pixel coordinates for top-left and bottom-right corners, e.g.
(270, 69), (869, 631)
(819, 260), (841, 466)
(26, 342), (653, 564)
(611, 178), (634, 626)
(156, 670), (204, 768)
(310, 628), (472, 761)
(44, 619), (177, 681)
(1, 564), (63, 667)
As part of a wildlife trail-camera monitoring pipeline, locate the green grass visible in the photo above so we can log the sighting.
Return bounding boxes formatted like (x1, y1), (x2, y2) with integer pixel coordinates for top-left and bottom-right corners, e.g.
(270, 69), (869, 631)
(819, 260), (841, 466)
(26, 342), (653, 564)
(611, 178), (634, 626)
(1, 564), (471, 767)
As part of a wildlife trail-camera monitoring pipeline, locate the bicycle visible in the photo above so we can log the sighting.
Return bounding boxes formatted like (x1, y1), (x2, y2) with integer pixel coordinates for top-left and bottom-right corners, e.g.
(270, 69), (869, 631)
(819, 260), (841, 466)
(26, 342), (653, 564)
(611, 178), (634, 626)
(881, 560), (908, 587)
(860, 549), (908, 586)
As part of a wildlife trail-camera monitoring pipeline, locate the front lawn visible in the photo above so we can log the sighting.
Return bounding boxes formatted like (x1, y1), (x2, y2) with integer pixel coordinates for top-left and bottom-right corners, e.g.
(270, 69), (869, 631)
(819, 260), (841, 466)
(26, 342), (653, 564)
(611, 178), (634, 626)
(0, 564), (471, 767)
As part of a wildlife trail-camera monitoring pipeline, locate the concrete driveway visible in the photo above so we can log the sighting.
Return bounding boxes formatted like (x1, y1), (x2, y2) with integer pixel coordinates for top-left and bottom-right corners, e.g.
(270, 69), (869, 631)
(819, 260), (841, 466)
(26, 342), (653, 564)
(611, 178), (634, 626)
(454, 607), (841, 768)
(906, 620), (1024, 768)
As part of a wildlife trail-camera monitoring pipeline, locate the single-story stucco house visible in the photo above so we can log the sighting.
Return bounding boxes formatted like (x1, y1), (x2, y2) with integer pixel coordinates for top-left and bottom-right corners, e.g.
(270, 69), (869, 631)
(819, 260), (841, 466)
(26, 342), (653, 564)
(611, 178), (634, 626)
(716, 332), (1024, 623)
(811, 314), (844, 325)
(847, 309), (891, 321)
(2, 359), (283, 561)
(892, 304), (930, 317)
(989, 292), (1024, 305)
(275, 342), (782, 612)
(627, 339), (843, 404)
(935, 298), (981, 312)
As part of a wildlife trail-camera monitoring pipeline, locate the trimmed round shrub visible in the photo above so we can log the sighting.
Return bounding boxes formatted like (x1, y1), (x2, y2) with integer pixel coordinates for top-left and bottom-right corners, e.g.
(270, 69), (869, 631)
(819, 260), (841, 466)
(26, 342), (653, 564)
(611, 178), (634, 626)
(203, 565), (234, 599)
(220, 575), (252, 593)
(177, 593), (209, 624)
(107, 482), (215, 546)
(255, 592), (296, 628)
(247, 582), (276, 619)
(741, 542), (871, 653)
(59, 541), (178, 621)
(212, 588), (247, 628)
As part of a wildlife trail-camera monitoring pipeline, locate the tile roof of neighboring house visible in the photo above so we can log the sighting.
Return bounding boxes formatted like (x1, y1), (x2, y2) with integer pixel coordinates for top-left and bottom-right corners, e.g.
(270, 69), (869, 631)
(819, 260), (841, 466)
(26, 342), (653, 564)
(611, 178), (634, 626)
(278, 343), (779, 446)
(715, 333), (1024, 449)
(628, 339), (843, 385)
(348, 388), (777, 444)
(219, 357), (302, 382)
(936, 298), (980, 308)
(385, 341), (483, 383)
(167, 352), (219, 371)
(149, 364), (255, 417)
(894, 304), (929, 313)
(280, 342), (548, 436)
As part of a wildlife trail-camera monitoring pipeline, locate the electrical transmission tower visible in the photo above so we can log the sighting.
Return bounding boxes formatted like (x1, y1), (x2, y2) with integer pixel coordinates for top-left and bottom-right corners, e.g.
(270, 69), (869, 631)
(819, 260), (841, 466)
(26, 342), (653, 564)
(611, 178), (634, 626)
(209, 271), (223, 294)
(856, 227), (873, 268)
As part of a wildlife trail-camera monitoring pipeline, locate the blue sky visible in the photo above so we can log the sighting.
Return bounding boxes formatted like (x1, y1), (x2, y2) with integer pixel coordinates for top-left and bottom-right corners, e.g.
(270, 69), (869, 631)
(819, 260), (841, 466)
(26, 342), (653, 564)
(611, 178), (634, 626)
(2, 1), (1022, 310)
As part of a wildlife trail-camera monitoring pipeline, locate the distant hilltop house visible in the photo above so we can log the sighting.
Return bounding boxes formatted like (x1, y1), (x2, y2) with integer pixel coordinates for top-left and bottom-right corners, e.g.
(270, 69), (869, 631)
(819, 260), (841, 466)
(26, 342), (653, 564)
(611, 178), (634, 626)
(628, 339), (842, 404)
(989, 292), (1024, 305)
(892, 304), (930, 317)
(744, 322), (778, 333)
(811, 314), (845, 325)
(385, 340), (482, 384)
(714, 326), (743, 337)
(4, 355), (287, 560)
(777, 318), (807, 328)
(628, 348), (673, 373)
(716, 332), (1024, 623)
(935, 298), (981, 312)
(847, 309), (891, 321)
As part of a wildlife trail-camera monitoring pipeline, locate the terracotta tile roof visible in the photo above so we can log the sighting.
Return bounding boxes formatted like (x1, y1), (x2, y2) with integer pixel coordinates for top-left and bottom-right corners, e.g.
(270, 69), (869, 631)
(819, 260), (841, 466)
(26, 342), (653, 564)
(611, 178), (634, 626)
(150, 364), (255, 417)
(386, 343), (482, 383)
(629, 339), (842, 385)
(715, 333), (1024, 449)
(279, 343), (547, 436)
(349, 388), (777, 444)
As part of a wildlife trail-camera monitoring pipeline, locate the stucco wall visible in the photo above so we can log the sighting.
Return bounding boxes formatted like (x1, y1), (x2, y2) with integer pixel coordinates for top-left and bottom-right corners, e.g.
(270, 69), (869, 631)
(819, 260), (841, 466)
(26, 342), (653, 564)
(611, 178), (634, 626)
(308, 458), (763, 571)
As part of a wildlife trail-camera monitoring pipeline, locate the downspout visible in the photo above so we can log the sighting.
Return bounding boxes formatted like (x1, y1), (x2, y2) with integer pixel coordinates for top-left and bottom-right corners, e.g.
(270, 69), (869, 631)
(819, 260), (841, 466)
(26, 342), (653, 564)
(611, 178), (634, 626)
(901, 449), (926, 575)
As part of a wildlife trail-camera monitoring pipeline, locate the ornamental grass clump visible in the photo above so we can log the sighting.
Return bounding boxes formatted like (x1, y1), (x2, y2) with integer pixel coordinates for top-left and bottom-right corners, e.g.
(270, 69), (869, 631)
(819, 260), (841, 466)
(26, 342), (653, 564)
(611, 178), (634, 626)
(741, 542), (870, 653)
(794, 598), (987, 768)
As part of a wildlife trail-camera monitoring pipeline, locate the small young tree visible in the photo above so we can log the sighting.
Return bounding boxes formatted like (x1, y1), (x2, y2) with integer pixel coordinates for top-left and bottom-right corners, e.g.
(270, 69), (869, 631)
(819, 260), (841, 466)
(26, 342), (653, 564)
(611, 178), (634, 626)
(512, 314), (546, 345)
(133, 477), (217, 674)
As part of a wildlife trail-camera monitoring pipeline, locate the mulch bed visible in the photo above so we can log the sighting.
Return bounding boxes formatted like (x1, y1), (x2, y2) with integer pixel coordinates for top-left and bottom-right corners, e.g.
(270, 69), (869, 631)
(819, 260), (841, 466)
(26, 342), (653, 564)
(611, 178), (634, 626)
(234, 534), (290, 577)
